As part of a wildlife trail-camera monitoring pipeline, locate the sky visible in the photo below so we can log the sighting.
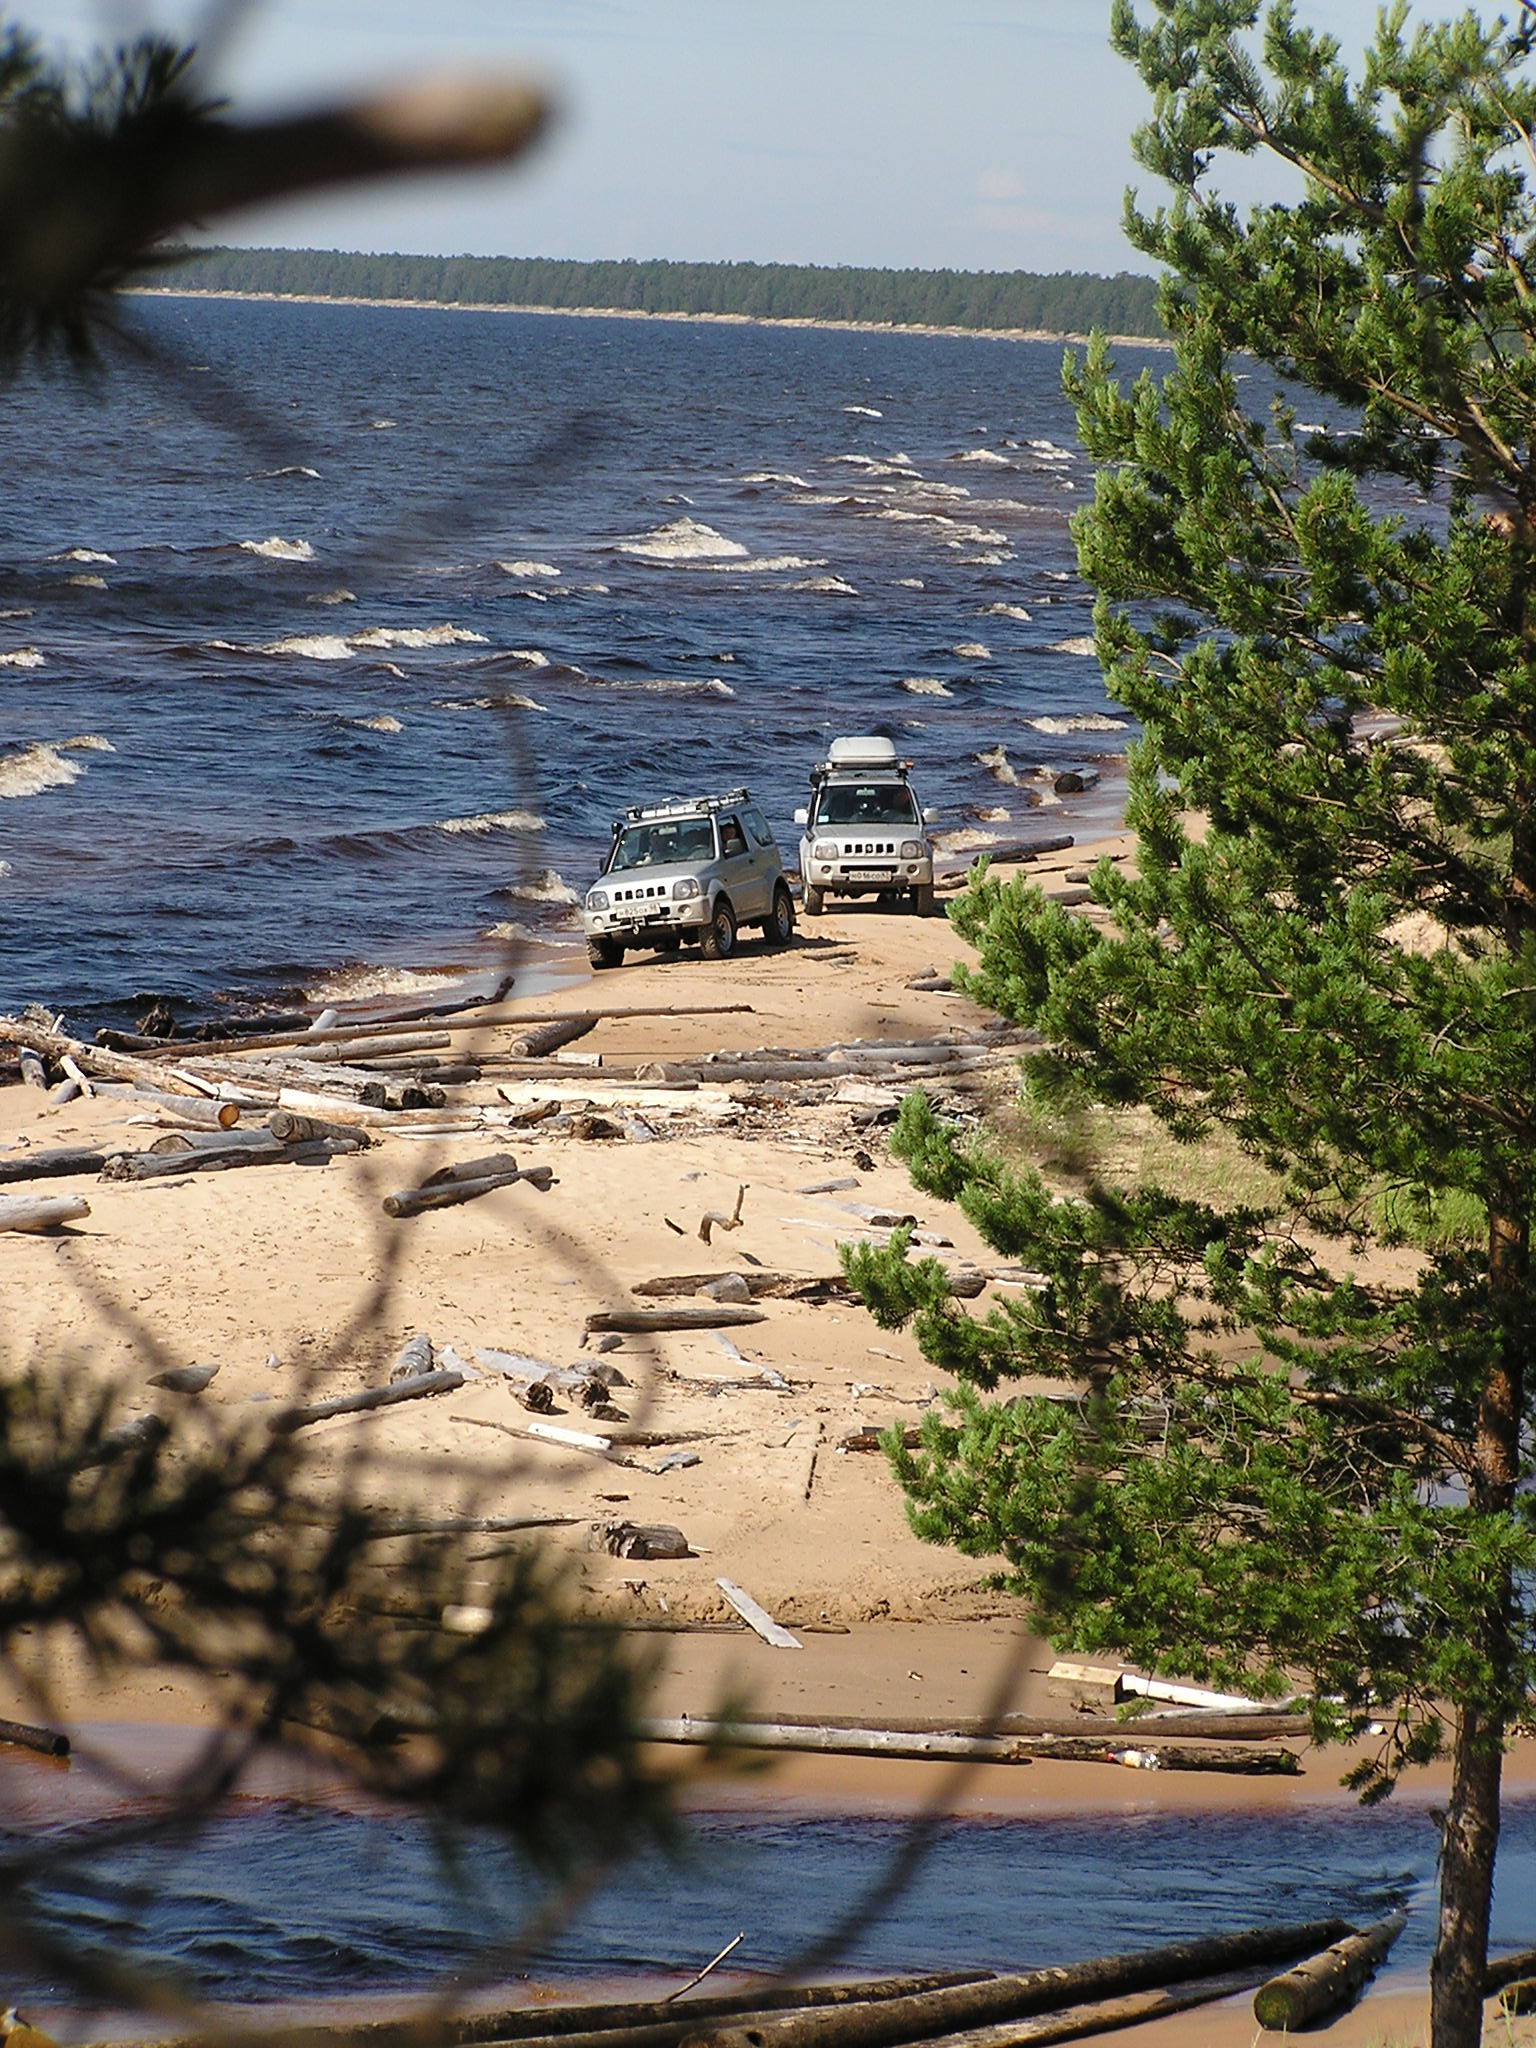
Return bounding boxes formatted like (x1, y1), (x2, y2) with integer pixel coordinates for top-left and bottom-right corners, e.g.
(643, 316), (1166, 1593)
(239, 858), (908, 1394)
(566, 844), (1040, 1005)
(44, 2), (1410, 272)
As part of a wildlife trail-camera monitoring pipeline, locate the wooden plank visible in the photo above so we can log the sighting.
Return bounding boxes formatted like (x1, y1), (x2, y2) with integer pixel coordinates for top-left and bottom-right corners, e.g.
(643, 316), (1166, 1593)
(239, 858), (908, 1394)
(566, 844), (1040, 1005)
(715, 1577), (801, 1649)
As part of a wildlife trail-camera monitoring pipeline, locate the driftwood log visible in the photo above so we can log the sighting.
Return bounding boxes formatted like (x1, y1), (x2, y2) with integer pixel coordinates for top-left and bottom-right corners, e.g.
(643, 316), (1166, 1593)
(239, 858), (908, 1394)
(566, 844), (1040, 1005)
(268, 1367), (466, 1435)
(1251, 1911), (1406, 2030)
(0, 1715), (70, 1758)
(0, 1146), (108, 1184)
(640, 1718), (1299, 1773)
(0, 1017), (213, 1095)
(103, 1137), (360, 1180)
(382, 1164), (553, 1217)
(585, 1304), (767, 1335)
(0, 1191), (91, 1231)
(150, 1001), (755, 1059)
(1487, 1946), (1536, 1995)
(267, 1108), (371, 1144)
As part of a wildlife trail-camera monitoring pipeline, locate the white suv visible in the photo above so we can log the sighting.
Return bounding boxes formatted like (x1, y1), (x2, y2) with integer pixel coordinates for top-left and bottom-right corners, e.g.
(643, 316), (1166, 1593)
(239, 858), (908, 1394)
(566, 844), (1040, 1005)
(795, 737), (936, 915)
(582, 788), (796, 968)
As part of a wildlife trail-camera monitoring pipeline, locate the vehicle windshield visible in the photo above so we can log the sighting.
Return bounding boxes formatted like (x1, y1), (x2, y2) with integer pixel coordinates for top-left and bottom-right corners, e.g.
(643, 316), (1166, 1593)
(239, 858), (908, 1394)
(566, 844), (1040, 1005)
(814, 782), (919, 828)
(608, 816), (716, 871)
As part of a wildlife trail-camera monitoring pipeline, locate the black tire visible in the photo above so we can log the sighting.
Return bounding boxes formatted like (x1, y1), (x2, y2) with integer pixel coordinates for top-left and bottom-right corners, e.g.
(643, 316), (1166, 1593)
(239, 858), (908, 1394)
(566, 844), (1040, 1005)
(911, 883), (935, 917)
(700, 897), (737, 961)
(654, 931), (682, 953)
(587, 935), (625, 969)
(802, 884), (824, 916)
(761, 883), (795, 946)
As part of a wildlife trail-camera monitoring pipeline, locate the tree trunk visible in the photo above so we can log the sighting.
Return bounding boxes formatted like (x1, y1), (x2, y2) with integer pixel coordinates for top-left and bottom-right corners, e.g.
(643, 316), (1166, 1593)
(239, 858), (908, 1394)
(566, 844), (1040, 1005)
(1431, 1206), (1527, 2048)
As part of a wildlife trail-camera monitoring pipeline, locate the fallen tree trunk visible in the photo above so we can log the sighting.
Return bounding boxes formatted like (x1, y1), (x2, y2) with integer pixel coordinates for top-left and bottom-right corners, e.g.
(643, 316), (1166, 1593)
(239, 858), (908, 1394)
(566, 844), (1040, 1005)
(266, 1108), (371, 1145)
(1251, 1912), (1406, 2031)
(103, 1137), (360, 1180)
(383, 1165), (553, 1217)
(0, 1017), (211, 1095)
(1487, 1947), (1536, 1995)
(640, 1719), (1299, 1772)
(268, 1367), (466, 1435)
(586, 1304), (767, 1334)
(153, 1001), (756, 1059)
(0, 1146), (108, 1184)
(0, 1715), (70, 1758)
(0, 1192), (91, 1232)
(892, 1967), (1280, 2048)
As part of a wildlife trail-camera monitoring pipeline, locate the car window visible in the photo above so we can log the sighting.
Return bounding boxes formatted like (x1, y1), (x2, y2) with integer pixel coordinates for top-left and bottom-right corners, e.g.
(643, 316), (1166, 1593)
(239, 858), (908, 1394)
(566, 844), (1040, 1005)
(719, 815), (748, 857)
(743, 807), (774, 849)
(816, 783), (919, 827)
(609, 816), (716, 871)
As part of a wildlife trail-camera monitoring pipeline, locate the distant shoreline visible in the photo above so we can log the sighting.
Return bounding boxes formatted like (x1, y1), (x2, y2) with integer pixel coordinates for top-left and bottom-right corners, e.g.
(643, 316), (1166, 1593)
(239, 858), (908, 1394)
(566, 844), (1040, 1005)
(128, 286), (1171, 351)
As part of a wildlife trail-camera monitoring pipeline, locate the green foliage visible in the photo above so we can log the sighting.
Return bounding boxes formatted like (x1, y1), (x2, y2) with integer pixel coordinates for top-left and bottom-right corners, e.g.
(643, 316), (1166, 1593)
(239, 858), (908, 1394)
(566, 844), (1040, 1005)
(145, 245), (1167, 338)
(848, 2), (1536, 1852)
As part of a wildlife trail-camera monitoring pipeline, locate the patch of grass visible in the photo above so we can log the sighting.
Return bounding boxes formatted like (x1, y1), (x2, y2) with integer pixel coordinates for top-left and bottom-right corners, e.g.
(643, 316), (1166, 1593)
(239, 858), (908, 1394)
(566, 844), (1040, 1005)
(1373, 1183), (1487, 1252)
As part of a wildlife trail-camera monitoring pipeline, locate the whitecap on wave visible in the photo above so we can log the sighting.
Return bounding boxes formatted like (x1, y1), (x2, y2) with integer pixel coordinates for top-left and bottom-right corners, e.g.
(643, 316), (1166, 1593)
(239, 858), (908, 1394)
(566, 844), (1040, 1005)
(741, 471), (812, 489)
(0, 608), (33, 619)
(351, 624), (489, 650)
(435, 692), (548, 714)
(61, 734), (114, 753)
(902, 678), (952, 697)
(617, 517), (748, 562)
(1027, 712), (1127, 734)
(1044, 635), (1099, 657)
(0, 647), (45, 668)
(711, 554), (826, 574)
(53, 546), (117, 565)
(602, 675), (736, 698)
(67, 574), (108, 589)
(497, 559), (560, 578)
(370, 419), (397, 431)
(240, 536), (316, 562)
(351, 714), (403, 733)
(982, 603), (1032, 621)
(894, 577), (925, 591)
(1044, 570), (1073, 582)
(975, 745), (1019, 786)
(959, 551), (1014, 567)
(843, 404), (884, 417)
(308, 589), (356, 606)
(953, 642), (992, 660)
(792, 576), (858, 596)
(1030, 439), (1075, 461)
(250, 466), (321, 480)
(255, 634), (355, 661)
(0, 742), (83, 798)
(437, 810), (546, 836)
(502, 868), (579, 907)
(955, 449), (1011, 466)
(306, 964), (459, 1003)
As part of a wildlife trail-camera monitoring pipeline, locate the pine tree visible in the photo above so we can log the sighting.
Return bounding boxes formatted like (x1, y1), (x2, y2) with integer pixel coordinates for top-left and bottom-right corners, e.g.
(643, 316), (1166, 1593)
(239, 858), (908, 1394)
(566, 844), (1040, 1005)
(847, 6), (1536, 2042)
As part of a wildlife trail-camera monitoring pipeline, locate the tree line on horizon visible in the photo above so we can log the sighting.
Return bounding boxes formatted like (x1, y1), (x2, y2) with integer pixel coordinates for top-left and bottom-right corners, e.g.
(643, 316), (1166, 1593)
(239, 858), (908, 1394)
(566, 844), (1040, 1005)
(146, 245), (1165, 336)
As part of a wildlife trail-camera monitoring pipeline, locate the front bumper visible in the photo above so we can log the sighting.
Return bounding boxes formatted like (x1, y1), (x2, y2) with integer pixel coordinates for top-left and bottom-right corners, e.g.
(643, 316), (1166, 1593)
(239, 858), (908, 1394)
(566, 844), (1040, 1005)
(583, 899), (710, 940)
(804, 855), (933, 894)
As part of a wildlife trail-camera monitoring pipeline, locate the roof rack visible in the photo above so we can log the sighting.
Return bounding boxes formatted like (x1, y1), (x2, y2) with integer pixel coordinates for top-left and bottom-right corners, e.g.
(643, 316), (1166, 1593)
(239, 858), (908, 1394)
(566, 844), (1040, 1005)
(619, 787), (751, 825)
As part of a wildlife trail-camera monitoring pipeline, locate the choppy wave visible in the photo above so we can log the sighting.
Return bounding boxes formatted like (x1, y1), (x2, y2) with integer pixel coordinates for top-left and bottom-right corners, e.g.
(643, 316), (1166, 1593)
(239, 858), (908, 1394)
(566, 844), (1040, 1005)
(497, 559), (560, 578)
(436, 810), (546, 836)
(502, 868), (579, 906)
(792, 576), (857, 596)
(255, 634), (355, 661)
(308, 589), (356, 606)
(352, 714), (403, 733)
(617, 517), (748, 562)
(1030, 439), (1075, 461)
(518, 589), (549, 603)
(958, 550), (1013, 567)
(305, 964), (461, 1003)
(712, 554), (827, 574)
(67, 574), (108, 589)
(952, 641), (992, 660)
(351, 624), (489, 650)
(370, 419), (397, 431)
(975, 745), (1019, 786)
(596, 674), (737, 698)
(240, 536), (316, 562)
(956, 449), (1010, 466)
(982, 603), (1032, 621)
(0, 742), (84, 798)
(894, 577), (925, 591)
(1044, 636), (1099, 656)
(0, 647), (45, 668)
(1027, 712), (1128, 734)
(53, 546), (117, 565)
(1044, 570), (1073, 582)
(0, 608), (33, 619)
(436, 687), (548, 713)
(843, 404), (883, 417)
(741, 471), (812, 489)
(60, 734), (114, 753)
(251, 466), (320, 480)
(901, 678), (952, 697)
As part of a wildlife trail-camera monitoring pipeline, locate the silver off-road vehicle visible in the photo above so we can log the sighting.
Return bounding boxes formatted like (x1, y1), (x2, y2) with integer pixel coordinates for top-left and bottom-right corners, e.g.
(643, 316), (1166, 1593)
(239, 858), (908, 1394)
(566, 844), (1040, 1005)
(795, 736), (937, 915)
(582, 787), (795, 969)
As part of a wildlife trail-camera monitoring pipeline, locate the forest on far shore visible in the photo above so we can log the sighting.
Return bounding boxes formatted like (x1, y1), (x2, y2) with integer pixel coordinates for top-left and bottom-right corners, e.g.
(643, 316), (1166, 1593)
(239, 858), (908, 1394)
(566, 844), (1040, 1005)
(145, 247), (1165, 336)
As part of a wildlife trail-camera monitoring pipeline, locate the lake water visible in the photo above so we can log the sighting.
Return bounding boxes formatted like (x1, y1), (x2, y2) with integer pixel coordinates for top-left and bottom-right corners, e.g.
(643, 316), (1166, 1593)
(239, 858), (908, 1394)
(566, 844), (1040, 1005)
(7, 1787), (1536, 2008)
(0, 298), (1150, 1027)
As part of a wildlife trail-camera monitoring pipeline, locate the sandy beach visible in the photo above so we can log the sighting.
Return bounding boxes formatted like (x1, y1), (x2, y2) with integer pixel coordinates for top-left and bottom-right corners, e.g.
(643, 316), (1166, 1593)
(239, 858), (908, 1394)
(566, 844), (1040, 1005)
(4, 831), (1533, 2045)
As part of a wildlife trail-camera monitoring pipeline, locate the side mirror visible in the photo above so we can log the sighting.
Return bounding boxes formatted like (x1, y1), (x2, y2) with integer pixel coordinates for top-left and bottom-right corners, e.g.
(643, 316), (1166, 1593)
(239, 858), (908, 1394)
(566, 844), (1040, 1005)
(793, 808), (808, 825)
(923, 808), (938, 825)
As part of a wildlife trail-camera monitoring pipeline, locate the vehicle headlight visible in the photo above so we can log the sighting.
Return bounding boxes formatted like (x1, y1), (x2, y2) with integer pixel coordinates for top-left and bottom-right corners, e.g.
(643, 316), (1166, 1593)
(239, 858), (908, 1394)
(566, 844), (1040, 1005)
(813, 841), (839, 860)
(900, 841), (923, 860)
(672, 877), (700, 901)
(586, 889), (608, 911)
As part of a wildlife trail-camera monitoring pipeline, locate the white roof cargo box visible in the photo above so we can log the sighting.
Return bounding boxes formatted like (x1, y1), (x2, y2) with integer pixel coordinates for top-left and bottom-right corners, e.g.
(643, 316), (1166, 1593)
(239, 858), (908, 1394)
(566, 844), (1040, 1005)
(826, 736), (898, 769)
